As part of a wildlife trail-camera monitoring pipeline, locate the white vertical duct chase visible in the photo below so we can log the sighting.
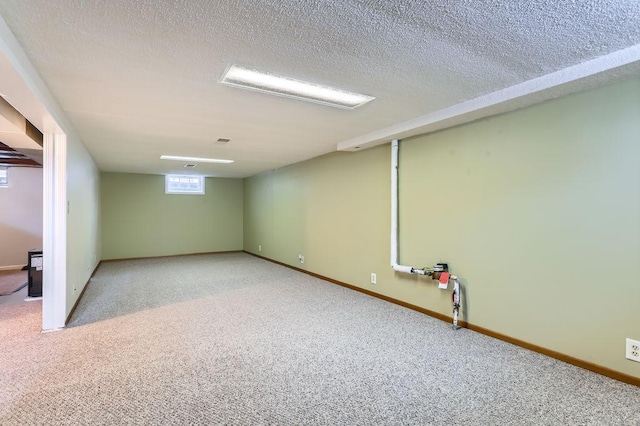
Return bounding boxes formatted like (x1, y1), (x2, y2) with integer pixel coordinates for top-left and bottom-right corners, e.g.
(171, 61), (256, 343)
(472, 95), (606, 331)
(390, 139), (427, 275)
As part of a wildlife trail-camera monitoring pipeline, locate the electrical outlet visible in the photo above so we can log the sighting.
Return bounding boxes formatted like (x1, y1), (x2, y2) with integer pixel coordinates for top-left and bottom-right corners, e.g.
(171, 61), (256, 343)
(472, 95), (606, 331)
(626, 338), (640, 362)
(299, 254), (304, 264)
(371, 273), (377, 284)
(258, 245), (262, 252)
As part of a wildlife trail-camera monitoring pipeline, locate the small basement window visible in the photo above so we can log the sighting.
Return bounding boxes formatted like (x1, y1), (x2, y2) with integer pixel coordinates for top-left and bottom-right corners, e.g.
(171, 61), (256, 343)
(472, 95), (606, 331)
(0, 167), (7, 187)
(165, 175), (205, 195)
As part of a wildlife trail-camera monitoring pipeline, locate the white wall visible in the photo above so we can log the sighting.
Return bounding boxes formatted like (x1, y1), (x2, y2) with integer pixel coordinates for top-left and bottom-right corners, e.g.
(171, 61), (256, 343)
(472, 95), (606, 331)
(0, 167), (42, 269)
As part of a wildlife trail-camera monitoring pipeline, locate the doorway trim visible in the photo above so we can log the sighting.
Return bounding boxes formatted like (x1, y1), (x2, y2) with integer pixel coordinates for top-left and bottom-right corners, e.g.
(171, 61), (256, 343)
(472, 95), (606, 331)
(42, 133), (66, 331)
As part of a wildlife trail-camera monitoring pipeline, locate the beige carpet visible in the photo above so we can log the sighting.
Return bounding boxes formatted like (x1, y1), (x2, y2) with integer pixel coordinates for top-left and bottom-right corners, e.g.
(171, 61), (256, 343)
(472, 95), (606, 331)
(0, 269), (27, 296)
(1, 253), (638, 425)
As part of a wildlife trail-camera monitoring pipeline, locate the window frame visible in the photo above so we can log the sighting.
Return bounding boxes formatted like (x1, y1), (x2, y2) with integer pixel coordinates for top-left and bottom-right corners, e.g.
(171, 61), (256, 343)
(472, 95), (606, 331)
(0, 167), (7, 187)
(165, 174), (205, 195)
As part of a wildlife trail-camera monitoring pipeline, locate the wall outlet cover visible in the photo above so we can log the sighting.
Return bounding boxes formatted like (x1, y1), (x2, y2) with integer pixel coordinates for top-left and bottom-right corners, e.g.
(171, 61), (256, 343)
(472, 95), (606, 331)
(371, 273), (377, 284)
(626, 338), (640, 362)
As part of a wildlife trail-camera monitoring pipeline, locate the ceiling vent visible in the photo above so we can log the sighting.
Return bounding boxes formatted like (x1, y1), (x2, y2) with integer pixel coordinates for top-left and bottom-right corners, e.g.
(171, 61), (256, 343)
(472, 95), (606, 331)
(216, 138), (231, 144)
(184, 164), (196, 169)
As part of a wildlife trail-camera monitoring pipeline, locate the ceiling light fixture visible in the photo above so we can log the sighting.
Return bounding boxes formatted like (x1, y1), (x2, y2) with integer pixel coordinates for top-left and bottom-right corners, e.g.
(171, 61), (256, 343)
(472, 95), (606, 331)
(160, 155), (234, 164)
(220, 65), (375, 109)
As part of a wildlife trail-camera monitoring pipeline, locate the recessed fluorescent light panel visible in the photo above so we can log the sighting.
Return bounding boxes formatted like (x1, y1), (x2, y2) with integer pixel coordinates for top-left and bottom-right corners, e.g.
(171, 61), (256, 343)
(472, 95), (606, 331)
(220, 65), (375, 109)
(160, 155), (233, 164)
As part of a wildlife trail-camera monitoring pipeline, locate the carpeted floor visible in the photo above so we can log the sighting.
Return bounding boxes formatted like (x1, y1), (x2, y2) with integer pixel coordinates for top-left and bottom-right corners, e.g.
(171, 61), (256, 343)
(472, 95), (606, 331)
(0, 253), (638, 425)
(0, 269), (27, 296)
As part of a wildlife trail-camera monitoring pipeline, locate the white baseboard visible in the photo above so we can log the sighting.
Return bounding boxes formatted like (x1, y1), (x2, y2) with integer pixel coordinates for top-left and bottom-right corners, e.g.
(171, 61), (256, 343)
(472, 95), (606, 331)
(0, 264), (26, 271)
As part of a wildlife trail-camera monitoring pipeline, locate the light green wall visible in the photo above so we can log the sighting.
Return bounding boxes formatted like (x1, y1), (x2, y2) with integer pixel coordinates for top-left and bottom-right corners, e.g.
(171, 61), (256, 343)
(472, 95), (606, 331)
(66, 135), (102, 316)
(244, 77), (640, 378)
(101, 173), (243, 260)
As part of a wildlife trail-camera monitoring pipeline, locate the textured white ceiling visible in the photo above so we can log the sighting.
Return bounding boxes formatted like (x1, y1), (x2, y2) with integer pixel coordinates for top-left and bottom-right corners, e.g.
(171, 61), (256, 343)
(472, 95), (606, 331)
(0, 0), (638, 177)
